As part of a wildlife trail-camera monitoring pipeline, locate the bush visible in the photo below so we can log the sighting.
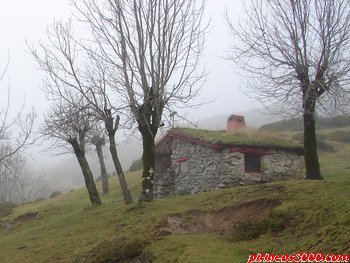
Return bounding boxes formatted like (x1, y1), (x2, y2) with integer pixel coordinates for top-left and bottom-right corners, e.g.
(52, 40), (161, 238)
(328, 130), (350, 143)
(232, 209), (296, 242)
(261, 114), (350, 131)
(49, 191), (62, 199)
(291, 133), (335, 152)
(317, 114), (350, 129)
(260, 118), (303, 132)
(317, 140), (336, 152)
(75, 237), (153, 263)
(291, 132), (328, 143)
(95, 176), (102, 182)
(0, 202), (16, 218)
(128, 158), (143, 172)
(96, 173), (113, 182)
(291, 133), (303, 143)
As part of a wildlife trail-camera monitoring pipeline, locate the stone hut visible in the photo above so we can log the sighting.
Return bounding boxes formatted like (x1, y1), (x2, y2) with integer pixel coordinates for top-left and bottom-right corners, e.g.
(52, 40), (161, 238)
(154, 120), (304, 198)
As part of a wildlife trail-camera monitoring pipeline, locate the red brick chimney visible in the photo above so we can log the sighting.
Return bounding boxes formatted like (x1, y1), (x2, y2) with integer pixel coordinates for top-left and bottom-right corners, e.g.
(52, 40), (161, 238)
(226, 114), (246, 132)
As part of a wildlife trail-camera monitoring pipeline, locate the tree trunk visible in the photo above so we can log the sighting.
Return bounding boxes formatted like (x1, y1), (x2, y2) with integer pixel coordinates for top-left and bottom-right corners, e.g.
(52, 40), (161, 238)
(108, 134), (133, 204)
(95, 143), (109, 194)
(70, 139), (102, 205)
(303, 110), (323, 180)
(138, 130), (155, 202)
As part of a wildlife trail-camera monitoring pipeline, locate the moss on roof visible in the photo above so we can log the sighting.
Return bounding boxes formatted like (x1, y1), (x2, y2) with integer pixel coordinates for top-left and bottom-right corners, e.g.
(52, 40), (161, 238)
(169, 127), (302, 149)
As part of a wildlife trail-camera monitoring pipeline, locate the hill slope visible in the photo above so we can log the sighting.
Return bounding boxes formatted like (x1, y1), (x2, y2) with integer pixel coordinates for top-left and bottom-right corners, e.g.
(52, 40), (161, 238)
(1, 169), (350, 262)
(260, 114), (350, 131)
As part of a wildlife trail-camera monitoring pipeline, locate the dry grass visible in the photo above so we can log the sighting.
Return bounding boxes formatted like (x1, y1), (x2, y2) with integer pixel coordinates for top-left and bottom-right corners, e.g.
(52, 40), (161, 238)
(171, 127), (301, 148)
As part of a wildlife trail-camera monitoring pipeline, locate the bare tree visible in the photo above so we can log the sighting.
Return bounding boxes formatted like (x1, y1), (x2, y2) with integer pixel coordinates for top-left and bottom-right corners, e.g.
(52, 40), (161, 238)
(14, 168), (50, 204)
(29, 20), (133, 203)
(0, 61), (36, 170)
(90, 126), (109, 194)
(226, 0), (350, 180)
(1, 60), (36, 200)
(74, 0), (208, 200)
(0, 152), (26, 204)
(42, 98), (101, 205)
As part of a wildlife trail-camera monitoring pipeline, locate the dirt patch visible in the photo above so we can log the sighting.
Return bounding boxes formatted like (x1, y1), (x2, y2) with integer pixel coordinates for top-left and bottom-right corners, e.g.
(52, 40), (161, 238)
(2, 212), (38, 229)
(159, 198), (280, 235)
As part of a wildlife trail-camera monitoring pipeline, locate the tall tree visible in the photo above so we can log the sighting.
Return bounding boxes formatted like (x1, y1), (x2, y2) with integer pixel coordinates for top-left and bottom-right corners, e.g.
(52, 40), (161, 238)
(75, 0), (208, 200)
(227, 0), (350, 179)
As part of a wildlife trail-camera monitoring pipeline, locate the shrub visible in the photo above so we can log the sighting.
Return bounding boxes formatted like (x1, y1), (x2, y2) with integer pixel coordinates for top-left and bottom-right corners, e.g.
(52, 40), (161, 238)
(0, 202), (17, 218)
(49, 191), (62, 199)
(316, 140), (336, 152)
(95, 175), (102, 182)
(75, 237), (153, 263)
(291, 133), (335, 152)
(260, 118), (303, 132)
(232, 209), (295, 242)
(291, 132), (328, 143)
(328, 130), (350, 143)
(128, 158), (143, 172)
(261, 114), (350, 131)
(291, 133), (303, 143)
(317, 114), (350, 129)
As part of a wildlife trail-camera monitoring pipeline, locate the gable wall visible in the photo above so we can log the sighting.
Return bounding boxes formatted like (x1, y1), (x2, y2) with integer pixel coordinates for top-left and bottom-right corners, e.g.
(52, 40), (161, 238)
(171, 139), (244, 194)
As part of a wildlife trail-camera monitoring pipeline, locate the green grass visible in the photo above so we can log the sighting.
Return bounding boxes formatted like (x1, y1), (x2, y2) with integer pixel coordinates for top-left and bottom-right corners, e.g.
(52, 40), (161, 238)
(284, 126), (350, 181)
(319, 140), (350, 181)
(260, 114), (350, 131)
(0, 203), (17, 218)
(149, 234), (248, 263)
(171, 127), (301, 148)
(1, 130), (350, 262)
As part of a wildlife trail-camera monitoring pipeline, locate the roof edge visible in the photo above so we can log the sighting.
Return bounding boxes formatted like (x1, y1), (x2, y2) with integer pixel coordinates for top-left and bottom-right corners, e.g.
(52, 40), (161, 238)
(167, 130), (304, 155)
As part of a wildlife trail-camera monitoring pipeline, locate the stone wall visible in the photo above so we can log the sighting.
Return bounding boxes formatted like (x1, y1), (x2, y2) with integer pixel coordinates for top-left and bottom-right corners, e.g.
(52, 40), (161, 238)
(260, 150), (304, 181)
(154, 153), (174, 197)
(170, 139), (244, 195)
(154, 138), (304, 197)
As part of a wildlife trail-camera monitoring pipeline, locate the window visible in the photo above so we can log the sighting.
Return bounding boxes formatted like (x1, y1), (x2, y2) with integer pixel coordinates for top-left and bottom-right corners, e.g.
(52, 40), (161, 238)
(176, 157), (189, 174)
(178, 160), (188, 174)
(244, 154), (261, 173)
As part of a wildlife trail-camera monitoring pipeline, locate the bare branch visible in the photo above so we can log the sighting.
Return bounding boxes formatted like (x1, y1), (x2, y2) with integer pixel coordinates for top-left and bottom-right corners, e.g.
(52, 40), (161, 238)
(227, 0), (350, 180)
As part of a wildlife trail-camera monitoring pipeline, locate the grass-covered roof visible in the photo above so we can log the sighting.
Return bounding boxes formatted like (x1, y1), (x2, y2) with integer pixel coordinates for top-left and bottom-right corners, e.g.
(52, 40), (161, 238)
(169, 127), (302, 149)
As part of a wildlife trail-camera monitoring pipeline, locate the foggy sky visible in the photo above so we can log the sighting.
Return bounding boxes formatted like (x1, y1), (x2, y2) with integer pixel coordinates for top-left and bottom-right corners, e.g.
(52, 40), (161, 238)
(0, 0), (250, 118)
(0, 0), (252, 172)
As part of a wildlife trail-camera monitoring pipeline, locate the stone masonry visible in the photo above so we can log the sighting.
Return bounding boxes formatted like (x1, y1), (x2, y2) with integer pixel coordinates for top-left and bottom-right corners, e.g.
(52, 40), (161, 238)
(154, 138), (304, 197)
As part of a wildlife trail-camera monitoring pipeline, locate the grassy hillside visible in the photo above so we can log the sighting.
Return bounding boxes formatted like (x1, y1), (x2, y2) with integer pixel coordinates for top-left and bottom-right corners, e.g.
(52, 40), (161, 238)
(260, 114), (350, 131)
(280, 126), (350, 181)
(1, 164), (350, 262)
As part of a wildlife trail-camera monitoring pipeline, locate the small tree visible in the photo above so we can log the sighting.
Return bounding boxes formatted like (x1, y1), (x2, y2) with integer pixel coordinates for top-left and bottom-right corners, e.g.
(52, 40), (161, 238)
(42, 99), (101, 205)
(227, 0), (350, 179)
(0, 152), (26, 203)
(90, 127), (109, 194)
